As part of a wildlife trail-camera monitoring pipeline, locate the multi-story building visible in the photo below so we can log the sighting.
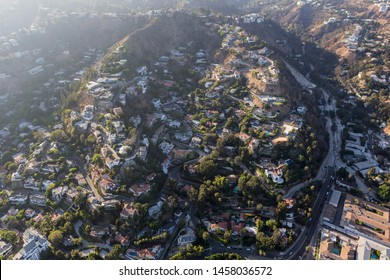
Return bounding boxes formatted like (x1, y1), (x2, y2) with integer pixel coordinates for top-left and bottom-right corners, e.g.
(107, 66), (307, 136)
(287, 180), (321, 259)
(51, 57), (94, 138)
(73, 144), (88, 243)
(13, 228), (49, 260)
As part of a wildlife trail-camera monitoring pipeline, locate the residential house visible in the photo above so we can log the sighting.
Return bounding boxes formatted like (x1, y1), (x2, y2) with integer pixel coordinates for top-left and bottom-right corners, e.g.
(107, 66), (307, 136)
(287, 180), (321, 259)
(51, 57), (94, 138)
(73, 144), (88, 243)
(101, 200), (120, 211)
(112, 121), (124, 133)
(162, 158), (171, 174)
(108, 133), (117, 145)
(118, 145), (131, 157)
(41, 180), (54, 191)
(41, 164), (58, 174)
(51, 209), (64, 223)
(64, 187), (81, 207)
(129, 183), (151, 197)
(177, 227), (196, 246)
(24, 159), (40, 175)
(101, 145), (121, 169)
(282, 122), (300, 136)
(248, 139), (259, 153)
(90, 226), (109, 238)
(262, 206), (276, 218)
(226, 175), (238, 186)
(265, 167), (284, 184)
(75, 173), (87, 186)
(9, 193), (28, 205)
(24, 208), (36, 219)
(13, 228), (49, 260)
(148, 201), (164, 218)
(11, 171), (23, 183)
(207, 220), (229, 233)
(115, 234), (130, 247)
(33, 213), (44, 225)
(190, 137), (202, 147)
(171, 149), (190, 161)
(120, 203), (138, 220)
(0, 241), (12, 258)
(24, 177), (39, 191)
(284, 198), (296, 209)
(99, 178), (118, 193)
(167, 120), (181, 129)
(137, 146), (148, 162)
(129, 116), (142, 128)
(81, 105), (95, 120)
(159, 141), (174, 155)
(7, 207), (18, 216)
(147, 173), (156, 182)
(51, 186), (68, 203)
(113, 107), (123, 116)
(125, 245), (162, 260)
(30, 194), (46, 207)
(63, 236), (76, 247)
(187, 164), (197, 175)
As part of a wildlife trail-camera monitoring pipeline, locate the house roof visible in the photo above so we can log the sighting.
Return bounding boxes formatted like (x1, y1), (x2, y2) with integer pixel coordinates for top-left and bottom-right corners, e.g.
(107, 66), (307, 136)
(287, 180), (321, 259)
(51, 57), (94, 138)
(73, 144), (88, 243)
(343, 194), (390, 244)
(129, 184), (151, 196)
(147, 173), (156, 182)
(137, 245), (161, 259)
(120, 203), (138, 218)
(99, 178), (116, 189)
(113, 107), (123, 115)
(172, 149), (190, 159)
(210, 221), (229, 231)
(357, 237), (390, 260)
(115, 234), (129, 246)
(231, 220), (244, 233)
(283, 198), (296, 208)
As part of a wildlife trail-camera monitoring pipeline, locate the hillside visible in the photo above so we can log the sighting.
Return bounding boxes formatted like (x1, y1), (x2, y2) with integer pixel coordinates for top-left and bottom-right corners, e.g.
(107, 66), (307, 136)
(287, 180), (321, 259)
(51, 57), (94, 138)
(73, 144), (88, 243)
(102, 12), (221, 71)
(264, 0), (390, 131)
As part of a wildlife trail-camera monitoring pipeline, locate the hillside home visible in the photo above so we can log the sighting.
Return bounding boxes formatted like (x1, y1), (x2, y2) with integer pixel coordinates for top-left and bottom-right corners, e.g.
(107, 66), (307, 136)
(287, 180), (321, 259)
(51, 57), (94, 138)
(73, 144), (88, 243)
(13, 228), (49, 260)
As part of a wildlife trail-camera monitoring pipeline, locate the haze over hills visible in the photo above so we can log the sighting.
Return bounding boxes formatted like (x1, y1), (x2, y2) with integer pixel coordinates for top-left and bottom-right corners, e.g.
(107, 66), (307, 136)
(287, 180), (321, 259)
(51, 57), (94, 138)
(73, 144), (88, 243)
(106, 12), (221, 70)
(0, 0), (389, 263)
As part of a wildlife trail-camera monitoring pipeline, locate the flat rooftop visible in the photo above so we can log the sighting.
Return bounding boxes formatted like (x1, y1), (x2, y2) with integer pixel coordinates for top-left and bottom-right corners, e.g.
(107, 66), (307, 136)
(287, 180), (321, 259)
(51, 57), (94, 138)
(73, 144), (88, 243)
(342, 194), (390, 245)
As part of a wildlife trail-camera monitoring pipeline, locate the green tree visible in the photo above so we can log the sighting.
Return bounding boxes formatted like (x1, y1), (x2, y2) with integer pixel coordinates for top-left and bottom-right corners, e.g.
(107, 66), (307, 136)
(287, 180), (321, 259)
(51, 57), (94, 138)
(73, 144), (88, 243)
(377, 184), (390, 202)
(0, 229), (17, 244)
(50, 129), (67, 142)
(91, 154), (103, 166)
(196, 158), (218, 179)
(48, 230), (63, 246)
(265, 219), (277, 230)
(205, 253), (243, 260)
(70, 249), (83, 260)
(106, 244), (122, 260)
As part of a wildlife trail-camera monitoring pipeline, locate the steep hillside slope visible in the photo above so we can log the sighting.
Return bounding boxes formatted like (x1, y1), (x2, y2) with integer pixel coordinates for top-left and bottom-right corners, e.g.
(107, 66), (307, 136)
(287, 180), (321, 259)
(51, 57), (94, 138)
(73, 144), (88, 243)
(103, 12), (221, 70)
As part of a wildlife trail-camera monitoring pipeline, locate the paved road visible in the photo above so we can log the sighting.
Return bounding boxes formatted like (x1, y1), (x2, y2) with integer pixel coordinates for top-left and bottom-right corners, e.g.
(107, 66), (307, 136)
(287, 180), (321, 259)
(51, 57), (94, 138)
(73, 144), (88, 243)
(74, 220), (112, 250)
(285, 166), (334, 260)
(281, 87), (375, 259)
(71, 156), (103, 202)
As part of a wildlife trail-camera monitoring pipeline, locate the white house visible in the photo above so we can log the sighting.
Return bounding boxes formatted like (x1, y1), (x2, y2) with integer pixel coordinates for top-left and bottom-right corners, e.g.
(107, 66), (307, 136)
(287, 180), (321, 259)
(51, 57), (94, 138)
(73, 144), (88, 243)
(9, 194), (28, 205)
(51, 186), (68, 203)
(13, 228), (49, 260)
(30, 194), (46, 207)
(0, 241), (12, 258)
(148, 201), (164, 218)
(177, 228), (196, 246)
